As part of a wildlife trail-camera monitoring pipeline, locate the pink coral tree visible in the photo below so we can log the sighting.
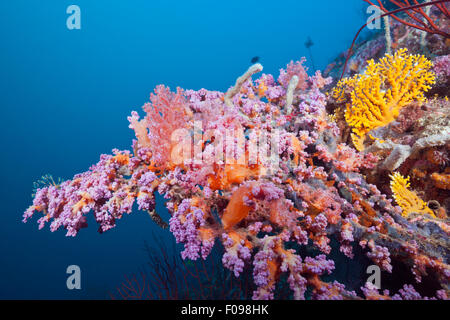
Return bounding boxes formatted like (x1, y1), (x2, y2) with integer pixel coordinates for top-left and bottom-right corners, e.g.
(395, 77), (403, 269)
(128, 85), (191, 168)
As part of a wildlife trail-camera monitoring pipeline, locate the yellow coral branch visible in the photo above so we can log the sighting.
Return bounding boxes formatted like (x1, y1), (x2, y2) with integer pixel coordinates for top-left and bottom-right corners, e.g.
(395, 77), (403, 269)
(389, 172), (435, 218)
(335, 49), (435, 151)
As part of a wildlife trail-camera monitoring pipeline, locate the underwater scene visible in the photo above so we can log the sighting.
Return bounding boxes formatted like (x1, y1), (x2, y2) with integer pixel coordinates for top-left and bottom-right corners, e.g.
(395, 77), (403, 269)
(1, 0), (449, 301)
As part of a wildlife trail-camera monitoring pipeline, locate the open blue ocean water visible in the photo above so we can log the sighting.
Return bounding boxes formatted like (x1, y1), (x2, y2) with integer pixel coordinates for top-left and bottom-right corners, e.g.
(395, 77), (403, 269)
(0, 0), (369, 299)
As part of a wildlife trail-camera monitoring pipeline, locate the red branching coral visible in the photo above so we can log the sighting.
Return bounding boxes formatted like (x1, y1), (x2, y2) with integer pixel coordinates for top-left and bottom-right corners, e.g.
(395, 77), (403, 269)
(364, 0), (450, 38)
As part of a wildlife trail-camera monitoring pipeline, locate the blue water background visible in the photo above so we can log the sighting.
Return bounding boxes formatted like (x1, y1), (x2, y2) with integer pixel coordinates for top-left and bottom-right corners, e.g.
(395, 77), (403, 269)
(0, 0), (369, 299)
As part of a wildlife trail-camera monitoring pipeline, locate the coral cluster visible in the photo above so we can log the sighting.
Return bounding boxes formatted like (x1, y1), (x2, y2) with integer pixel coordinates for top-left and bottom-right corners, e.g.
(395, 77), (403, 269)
(24, 41), (449, 299)
(333, 48), (435, 151)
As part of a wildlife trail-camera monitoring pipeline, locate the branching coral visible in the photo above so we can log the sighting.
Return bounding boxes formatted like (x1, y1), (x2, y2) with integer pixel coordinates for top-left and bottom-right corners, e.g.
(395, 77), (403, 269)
(390, 172), (435, 217)
(334, 48), (435, 151)
(364, 0), (450, 38)
(24, 56), (449, 300)
(338, 0), (449, 80)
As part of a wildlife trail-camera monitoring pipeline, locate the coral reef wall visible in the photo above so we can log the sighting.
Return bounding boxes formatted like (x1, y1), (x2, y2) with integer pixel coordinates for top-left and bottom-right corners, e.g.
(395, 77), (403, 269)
(24, 4), (450, 300)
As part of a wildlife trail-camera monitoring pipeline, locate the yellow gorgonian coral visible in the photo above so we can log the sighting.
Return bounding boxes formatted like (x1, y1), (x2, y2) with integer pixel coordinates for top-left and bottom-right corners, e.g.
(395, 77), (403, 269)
(335, 49), (435, 151)
(389, 172), (435, 218)
(328, 112), (337, 123)
(333, 76), (357, 103)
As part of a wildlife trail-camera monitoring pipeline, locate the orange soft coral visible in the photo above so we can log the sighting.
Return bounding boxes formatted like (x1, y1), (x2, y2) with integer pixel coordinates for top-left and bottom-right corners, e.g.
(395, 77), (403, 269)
(431, 172), (450, 190)
(221, 184), (254, 230)
(208, 163), (260, 191)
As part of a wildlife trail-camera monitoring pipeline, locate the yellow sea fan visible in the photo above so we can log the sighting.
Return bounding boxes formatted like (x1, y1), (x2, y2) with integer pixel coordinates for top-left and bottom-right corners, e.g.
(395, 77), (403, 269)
(351, 133), (365, 152)
(332, 77), (357, 103)
(328, 112), (337, 123)
(389, 172), (435, 218)
(338, 49), (435, 150)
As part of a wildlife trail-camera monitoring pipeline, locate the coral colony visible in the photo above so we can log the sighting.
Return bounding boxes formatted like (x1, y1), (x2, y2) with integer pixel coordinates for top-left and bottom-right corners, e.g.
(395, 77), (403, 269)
(24, 3), (449, 300)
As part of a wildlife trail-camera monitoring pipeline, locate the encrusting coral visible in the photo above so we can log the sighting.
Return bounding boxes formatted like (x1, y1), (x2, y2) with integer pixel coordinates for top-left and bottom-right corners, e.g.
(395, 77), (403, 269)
(23, 46), (449, 299)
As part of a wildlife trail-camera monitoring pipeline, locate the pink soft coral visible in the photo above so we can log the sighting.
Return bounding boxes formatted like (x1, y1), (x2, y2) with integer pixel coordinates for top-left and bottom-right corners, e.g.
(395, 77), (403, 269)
(128, 85), (191, 167)
(278, 58), (309, 91)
